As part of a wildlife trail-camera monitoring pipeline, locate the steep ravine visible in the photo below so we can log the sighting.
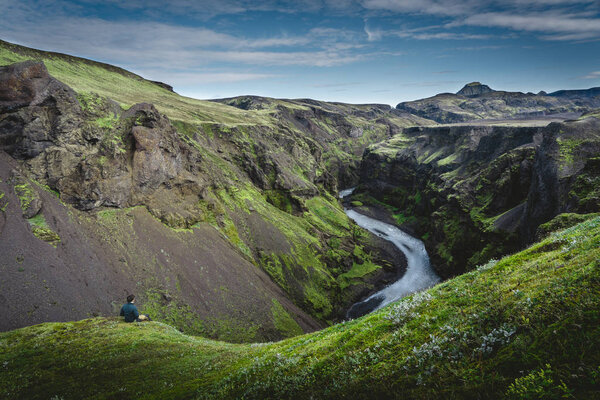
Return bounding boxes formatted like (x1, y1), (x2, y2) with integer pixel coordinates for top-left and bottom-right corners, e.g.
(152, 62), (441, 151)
(341, 188), (440, 318)
(353, 118), (600, 278)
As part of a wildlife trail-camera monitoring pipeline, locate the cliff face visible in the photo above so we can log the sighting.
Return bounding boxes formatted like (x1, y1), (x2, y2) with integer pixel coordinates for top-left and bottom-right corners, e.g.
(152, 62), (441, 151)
(0, 56), (412, 339)
(355, 117), (600, 277)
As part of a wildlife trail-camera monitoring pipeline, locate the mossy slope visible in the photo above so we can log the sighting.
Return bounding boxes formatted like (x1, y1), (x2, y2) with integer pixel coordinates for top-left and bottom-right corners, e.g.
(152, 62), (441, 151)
(0, 40), (416, 333)
(2, 217), (599, 399)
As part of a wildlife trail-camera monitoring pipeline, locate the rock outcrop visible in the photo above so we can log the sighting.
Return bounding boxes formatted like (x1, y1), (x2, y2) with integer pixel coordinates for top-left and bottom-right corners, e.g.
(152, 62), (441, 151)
(456, 82), (494, 97)
(0, 61), (84, 158)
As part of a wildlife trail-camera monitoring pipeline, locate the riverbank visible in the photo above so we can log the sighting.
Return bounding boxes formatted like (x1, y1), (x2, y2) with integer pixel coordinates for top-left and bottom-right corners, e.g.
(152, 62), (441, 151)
(340, 189), (440, 318)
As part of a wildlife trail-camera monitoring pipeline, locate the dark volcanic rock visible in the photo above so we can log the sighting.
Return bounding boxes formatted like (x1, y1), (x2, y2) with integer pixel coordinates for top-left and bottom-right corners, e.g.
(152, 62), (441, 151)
(0, 62), (205, 226)
(0, 61), (84, 158)
(456, 82), (494, 97)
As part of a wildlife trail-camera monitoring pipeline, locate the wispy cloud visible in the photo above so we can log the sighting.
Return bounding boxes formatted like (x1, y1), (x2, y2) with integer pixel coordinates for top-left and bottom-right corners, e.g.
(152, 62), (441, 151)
(399, 80), (462, 87)
(457, 11), (600, 40)
(133, 70), (277, 84)
(393, 31), (490, 40)
(361, 0), (600, 41)
(0, 2), (368, 72)
(311, 82), (363, 88)
(581, 71), (600, 79)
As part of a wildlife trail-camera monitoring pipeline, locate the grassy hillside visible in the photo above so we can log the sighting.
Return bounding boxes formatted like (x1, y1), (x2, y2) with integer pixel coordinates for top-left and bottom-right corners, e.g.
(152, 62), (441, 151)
(0, 39), (420, 335)
(2, 216), (599, 399)
(0, 40), (266, 126)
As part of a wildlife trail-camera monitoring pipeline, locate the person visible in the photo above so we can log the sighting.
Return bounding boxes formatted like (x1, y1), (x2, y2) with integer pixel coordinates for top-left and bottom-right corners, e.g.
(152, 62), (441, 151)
(119, 294), (151, 322)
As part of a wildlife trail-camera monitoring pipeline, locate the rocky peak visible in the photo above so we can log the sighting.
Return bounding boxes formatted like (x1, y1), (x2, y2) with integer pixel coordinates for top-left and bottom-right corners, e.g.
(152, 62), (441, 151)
(456, 82), (494, 97)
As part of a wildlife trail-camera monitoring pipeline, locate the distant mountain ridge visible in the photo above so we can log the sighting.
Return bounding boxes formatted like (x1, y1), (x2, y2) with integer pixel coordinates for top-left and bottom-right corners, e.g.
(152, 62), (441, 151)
(397, 81), (600, 124)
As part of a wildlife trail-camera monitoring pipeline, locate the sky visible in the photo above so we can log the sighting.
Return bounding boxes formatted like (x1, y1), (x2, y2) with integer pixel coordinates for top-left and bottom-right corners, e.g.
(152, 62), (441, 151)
(1, 0), (599, 105)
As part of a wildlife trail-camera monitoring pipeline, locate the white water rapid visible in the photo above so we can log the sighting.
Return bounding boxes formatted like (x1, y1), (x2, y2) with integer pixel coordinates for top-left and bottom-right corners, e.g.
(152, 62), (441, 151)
(340, 188), (440, 318)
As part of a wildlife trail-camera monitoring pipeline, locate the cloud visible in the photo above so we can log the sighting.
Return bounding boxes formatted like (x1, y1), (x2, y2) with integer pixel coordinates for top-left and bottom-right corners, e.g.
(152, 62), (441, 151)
(581, 71), (600, 79)
(364, 22), (490, 41)
(394, 31), (490, 40)
(364, 25), (384, 41)
(458, 12), (600, 40)
(359, 0), (600, 41)
(0, 2), (367, 71)
(311, 82), (363, 88)
(359, 0), (475, 16)
(133, 71), (277, 84)
(399, 80), (461, 87)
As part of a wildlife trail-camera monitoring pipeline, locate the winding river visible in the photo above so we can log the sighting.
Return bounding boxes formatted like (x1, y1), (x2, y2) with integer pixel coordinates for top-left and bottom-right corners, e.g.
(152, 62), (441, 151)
(340, 188), (440, 319)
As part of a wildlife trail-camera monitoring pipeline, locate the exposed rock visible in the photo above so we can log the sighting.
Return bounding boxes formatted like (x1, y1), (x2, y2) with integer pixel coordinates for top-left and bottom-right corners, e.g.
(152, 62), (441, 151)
(456, 82), (494, 97)
(0, 61), (84, 158)
(150, 80), (174, 92)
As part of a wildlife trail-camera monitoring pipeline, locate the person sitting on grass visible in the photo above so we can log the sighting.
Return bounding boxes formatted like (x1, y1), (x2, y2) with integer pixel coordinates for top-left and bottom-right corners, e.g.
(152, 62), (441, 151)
(119, 294), (151, 322)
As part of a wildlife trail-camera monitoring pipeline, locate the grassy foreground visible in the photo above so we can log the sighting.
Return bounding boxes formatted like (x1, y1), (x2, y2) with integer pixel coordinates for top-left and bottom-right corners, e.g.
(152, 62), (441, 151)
(1, 216), (599, 399)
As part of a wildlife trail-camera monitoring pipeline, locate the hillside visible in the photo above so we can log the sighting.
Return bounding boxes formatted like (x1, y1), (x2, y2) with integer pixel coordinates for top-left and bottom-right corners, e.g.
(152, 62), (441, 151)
(0, 40), (421, 340)
(1, 38), (599, 349)
(1, 215), (599, 399)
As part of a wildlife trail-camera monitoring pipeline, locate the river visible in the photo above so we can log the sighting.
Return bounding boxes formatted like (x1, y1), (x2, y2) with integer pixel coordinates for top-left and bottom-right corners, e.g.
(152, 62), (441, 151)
(340, 188), (440, 319)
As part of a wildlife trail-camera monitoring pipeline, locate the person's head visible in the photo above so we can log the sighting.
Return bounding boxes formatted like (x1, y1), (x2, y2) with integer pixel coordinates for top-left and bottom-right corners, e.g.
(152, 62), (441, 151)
(127, 294), (135, 303)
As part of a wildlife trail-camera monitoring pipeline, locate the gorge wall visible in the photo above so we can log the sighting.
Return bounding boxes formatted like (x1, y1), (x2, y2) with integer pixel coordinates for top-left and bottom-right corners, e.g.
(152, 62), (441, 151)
(353, 118), (600, 278)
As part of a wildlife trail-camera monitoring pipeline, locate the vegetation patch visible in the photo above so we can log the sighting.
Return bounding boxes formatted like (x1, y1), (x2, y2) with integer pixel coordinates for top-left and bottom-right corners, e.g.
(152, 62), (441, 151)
(271, 299), (303, 338)
(1, 217), (599, 398)
(13, 182), (36, 212)
(27, 213), (61, 247)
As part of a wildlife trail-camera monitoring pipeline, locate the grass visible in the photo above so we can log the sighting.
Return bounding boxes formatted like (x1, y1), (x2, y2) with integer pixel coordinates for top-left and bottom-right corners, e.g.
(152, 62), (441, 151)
(0, 39), (270, 126)
(1, 216), (599, 399)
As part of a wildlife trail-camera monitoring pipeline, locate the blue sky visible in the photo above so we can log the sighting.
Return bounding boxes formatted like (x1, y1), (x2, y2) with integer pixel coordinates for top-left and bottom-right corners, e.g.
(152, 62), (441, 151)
(1, 0), (599, 105)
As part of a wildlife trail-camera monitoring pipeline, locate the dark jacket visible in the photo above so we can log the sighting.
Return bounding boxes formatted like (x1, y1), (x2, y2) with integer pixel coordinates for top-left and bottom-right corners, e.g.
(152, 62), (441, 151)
(119, 302), (140, 322)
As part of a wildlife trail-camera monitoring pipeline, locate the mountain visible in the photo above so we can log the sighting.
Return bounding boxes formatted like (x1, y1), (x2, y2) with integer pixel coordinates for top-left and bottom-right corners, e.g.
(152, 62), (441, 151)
(396, 82), (600, 124)
(350, 115), (600, 278)
(456, 81), (494, 96)
(0, 40), (421, 340)
(1, 38), (600, 398)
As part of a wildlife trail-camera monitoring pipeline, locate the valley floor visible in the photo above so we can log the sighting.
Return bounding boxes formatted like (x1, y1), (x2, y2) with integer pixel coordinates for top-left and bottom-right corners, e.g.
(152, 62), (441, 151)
(1, 216), (599, 399)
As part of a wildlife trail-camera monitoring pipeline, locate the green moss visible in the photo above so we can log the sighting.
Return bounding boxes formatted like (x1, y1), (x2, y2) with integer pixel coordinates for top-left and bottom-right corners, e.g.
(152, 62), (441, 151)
(337, 258), (381, 290)
(13, 182), (35, 212)
(303, 284), (333, 317)
(557, 137), (584, 165)
(0, 191), (7, 212)
(265, 190), (294, 214)
(271, 299), (303, 338)
(536, 213), (600, 239)
(260, 253), (287, 290)
(94, 115), (119, 129)
(27, 213), (61, 247)
(437, 153), (458, 166)
(2, 217), (599, 399)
